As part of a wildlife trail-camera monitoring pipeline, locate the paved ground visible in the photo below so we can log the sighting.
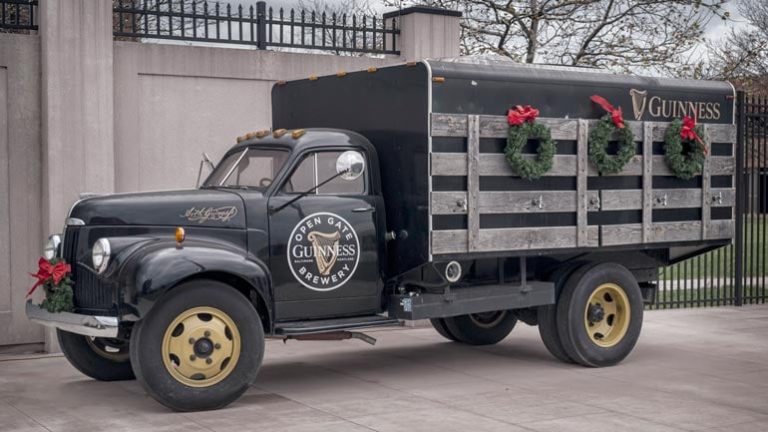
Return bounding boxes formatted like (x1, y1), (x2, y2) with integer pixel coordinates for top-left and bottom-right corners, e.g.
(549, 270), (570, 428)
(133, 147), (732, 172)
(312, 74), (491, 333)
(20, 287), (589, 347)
(1, 305), (767, 432)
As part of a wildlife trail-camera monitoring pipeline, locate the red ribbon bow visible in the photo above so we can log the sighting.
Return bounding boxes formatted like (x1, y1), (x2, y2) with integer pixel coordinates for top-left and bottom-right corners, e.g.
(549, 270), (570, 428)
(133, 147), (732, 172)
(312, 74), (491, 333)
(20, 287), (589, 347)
(680, 116), (708, 155)
(28, 257), (71, 297)
(590, 95), (625, 129)
(507, 105), (540, 126)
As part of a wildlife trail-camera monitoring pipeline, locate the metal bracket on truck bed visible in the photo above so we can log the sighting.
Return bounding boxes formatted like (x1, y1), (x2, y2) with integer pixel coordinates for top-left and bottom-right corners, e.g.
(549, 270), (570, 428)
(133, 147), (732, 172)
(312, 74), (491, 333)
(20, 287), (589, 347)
(389, 281), (554, 321)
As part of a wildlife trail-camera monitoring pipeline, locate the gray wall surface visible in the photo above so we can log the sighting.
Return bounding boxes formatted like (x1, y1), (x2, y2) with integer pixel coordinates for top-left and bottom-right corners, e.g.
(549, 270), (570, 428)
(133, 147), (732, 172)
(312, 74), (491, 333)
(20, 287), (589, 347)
(113, 43), (400, 192)
(0, 34), (44, 347)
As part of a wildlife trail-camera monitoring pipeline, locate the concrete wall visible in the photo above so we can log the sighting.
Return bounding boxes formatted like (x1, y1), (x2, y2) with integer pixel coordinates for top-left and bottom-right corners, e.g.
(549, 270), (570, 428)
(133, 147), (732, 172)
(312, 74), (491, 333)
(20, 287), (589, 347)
(0, 34), (44, 347)
(113, 43), (400, 192)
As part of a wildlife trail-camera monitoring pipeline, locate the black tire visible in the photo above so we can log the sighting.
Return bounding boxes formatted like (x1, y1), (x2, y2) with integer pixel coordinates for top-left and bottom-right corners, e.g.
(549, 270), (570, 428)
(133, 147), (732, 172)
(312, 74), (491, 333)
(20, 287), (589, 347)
(537, 263), (581, 364)
(57, 330), (135, 381)
(443, 311), (517, 346)
(130, 280), (265, 411)
(556, 263), (643, 367)
(430, 318), (459, 341)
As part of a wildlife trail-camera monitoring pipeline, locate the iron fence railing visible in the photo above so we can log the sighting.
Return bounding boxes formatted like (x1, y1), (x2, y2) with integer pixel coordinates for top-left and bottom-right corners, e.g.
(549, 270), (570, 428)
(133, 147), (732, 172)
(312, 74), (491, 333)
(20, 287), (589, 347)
(650, 93), (767, 309)
(113, 0), (400, 55)
(0, 0), (37, 32)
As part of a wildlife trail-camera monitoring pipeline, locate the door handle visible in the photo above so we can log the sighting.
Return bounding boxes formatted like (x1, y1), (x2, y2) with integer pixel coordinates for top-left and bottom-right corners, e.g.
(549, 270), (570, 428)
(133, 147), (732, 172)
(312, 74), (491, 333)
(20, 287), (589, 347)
(352, 207), (374, 213)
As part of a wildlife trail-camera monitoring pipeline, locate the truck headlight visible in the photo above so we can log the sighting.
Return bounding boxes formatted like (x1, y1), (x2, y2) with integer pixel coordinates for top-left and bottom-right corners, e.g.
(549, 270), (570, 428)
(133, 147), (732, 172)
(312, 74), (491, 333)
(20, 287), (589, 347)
(92, 238), (111, 273)
(43, 235), (61, 260)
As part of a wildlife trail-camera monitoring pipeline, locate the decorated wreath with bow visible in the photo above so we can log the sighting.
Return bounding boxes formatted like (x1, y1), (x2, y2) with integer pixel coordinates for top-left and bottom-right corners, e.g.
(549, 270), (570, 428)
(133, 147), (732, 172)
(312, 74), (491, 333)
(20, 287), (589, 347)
(588, 95), (636, 175)
(664, 115), (708, 180)
(504, 105), (556, 181)
(28, 257), (74, 313)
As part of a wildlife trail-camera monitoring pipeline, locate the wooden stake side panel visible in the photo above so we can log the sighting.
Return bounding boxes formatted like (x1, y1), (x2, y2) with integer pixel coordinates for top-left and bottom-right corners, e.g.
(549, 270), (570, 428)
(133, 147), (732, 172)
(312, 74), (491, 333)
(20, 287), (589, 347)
(429, 113), (736, 255)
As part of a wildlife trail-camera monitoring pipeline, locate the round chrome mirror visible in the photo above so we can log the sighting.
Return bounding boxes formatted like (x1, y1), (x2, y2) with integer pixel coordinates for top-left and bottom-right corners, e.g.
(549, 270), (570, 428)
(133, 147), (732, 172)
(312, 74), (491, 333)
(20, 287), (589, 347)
(336, 151), (365, 181)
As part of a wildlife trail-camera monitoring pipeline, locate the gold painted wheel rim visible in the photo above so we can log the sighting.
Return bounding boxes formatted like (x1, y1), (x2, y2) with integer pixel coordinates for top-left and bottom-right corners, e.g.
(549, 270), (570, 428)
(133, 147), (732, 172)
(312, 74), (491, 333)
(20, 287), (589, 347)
(161, 306), (241, 388)
(584, 283), (630, 348)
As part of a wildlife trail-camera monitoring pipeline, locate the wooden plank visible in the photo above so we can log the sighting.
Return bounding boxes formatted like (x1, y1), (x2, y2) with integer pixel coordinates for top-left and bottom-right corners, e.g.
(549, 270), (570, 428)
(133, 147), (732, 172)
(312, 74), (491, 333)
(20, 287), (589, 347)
(602, 221), (718, 246)
(431, 113), (467, 137)
(430, 153), (577, 177)
(477, 116), (579, 140)
(467, 115), (480, 252)
(602, 224), (643, 246)
(642, 122), (653, 243)
(702, 124), (712, 240)
(432, 226), (599, 254)
(577, 119), (589, 247)
(432, 114), (736, 145)
(432, 191), (579, 215)
(707, 219), (734, 239)
(596, 188), (734, 211)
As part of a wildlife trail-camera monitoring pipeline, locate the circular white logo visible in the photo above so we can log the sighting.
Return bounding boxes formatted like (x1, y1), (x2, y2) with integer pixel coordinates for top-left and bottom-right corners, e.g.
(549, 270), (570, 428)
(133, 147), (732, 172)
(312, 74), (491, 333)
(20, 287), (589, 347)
(287, 212), (360, 291)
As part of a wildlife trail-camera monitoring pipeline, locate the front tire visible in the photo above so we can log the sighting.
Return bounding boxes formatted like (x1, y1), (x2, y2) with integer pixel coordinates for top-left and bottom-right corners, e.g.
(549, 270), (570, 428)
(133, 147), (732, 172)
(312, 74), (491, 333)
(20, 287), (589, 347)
(556, 263), (643, 367)
(443, 311), (517, 345)
(57, 330), (134, 381)
(430, 318), (459, 342)
(130, 280), (264, 411)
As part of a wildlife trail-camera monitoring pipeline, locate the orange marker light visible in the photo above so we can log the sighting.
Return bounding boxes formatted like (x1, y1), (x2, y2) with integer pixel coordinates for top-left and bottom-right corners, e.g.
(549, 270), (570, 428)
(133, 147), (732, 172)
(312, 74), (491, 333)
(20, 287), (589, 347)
(175, 227), (186, 244)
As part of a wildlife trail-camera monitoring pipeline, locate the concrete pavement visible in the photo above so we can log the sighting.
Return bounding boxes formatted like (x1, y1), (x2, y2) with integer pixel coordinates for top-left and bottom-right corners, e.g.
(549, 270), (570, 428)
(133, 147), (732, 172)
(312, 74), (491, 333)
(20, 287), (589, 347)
(1, 305), (767, 432)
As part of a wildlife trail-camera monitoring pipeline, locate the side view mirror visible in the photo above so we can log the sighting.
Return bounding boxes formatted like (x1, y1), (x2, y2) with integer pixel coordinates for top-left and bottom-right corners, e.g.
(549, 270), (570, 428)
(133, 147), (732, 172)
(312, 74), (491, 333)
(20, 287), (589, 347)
(196, 152), (216, 187)
(335, 151), (365, 181)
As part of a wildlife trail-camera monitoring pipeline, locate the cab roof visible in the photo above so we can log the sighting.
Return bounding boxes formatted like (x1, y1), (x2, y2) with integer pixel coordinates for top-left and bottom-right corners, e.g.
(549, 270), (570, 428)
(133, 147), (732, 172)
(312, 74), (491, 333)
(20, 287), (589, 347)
(228, 128), (375, 155)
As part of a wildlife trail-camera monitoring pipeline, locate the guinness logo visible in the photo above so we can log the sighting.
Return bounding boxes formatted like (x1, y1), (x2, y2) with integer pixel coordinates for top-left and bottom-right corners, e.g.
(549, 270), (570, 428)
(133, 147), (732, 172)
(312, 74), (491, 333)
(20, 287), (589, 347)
(627, 88), (721, 121)
(288, 212), (359, 291)
(630, 89), (648, 121)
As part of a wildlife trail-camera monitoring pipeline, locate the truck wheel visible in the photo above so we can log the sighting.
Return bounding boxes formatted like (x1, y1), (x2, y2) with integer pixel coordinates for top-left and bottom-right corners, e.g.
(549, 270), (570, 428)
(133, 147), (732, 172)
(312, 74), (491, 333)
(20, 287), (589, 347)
(57, 330), (135, 381)
(556, 263), (643, 367)
(130, 280), (265, 411)
(443, 311), (517, 345)
(430, 318), (458, 341)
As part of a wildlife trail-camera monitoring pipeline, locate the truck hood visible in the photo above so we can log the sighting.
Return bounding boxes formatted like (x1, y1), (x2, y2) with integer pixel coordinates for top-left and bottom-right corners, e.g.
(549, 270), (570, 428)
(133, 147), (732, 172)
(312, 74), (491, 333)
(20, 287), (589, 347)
(69, 189), (249, 228)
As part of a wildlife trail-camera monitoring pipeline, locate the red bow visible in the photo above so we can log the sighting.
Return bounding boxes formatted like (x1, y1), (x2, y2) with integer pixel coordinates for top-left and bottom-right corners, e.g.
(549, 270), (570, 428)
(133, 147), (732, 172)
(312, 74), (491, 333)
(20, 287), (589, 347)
(590, 95), (625, 129)
(507, 105), (540, 126)
(28, 257), (71, 297)
(680, 116), (708, 155)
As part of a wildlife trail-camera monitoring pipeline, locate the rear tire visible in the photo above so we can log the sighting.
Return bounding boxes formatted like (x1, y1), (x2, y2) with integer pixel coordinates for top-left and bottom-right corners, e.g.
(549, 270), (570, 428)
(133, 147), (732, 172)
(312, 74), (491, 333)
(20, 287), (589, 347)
(57, 330), (134, 381)
(556, 263), (643, 367)
(443, 311), (517, 346)
(537, 264), (581, 364)
(430, 318), (458, 342)
(130, 280), (265, 411)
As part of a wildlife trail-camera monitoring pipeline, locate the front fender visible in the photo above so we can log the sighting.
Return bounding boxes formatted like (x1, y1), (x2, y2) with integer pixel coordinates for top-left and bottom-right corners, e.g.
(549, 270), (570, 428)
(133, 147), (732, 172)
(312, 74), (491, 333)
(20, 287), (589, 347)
(115, 239), (271, 323)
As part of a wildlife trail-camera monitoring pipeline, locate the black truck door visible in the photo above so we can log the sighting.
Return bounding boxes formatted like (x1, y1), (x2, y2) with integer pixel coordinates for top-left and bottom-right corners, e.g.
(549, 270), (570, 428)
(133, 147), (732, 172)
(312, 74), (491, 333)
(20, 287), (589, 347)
(268, 149), (381, 321)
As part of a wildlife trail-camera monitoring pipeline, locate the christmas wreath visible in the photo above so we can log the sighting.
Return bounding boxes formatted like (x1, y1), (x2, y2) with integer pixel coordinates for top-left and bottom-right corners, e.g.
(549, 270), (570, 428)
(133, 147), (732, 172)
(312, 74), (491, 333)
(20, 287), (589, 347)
(504, 105), (556, 181)
(664, 116), (708, 180)
(588, 95), (635, 175)
(28, 257), (74, 313)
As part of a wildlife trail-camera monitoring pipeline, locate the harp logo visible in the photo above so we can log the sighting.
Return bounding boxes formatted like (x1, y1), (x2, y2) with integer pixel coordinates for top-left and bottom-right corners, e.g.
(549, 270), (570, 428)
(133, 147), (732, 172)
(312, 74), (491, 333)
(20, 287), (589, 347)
(629, 89), (648, 121)
(287, 212), (360, 291)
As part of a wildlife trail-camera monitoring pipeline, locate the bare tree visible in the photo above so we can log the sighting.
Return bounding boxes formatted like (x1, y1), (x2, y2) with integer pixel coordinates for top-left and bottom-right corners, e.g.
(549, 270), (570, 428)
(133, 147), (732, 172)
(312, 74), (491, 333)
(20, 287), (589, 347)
(694, 0), (767, 93)
(387, 0), (728, 75)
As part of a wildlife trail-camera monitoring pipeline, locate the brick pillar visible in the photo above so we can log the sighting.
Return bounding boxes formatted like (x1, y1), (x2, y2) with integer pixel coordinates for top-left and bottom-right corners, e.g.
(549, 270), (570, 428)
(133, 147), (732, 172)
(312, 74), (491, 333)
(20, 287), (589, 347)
(384, 6), (462, 62)
(40, 0), (115, 351)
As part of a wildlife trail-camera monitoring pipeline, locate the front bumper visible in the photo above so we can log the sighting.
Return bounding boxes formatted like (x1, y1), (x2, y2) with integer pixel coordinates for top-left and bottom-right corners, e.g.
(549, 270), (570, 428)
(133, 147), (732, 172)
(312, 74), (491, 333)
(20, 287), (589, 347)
(25, 301), (119, 338)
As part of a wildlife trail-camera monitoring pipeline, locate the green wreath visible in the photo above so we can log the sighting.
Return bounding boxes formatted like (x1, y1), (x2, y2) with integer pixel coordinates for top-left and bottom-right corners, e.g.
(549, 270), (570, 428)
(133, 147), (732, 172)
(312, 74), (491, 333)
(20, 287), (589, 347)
(589, 114), (636, 175)
(504, 122), (556, 181)
(664, 119), (706, 180)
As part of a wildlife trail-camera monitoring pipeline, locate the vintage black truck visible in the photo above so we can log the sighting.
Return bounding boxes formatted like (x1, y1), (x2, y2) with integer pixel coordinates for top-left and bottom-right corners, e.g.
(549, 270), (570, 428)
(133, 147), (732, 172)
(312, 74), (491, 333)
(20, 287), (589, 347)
(26, 59), (736, 411)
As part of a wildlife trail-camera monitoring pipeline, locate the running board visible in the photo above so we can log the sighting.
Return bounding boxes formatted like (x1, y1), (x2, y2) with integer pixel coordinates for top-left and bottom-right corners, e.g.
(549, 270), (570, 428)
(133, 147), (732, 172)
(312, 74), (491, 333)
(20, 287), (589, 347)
(274, 315), (401, 336)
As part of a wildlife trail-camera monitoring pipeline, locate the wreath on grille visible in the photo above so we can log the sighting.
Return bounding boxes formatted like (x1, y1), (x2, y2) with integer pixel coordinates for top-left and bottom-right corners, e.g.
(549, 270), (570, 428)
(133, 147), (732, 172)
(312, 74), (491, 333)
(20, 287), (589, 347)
(28, 257), (74, 313)
(588, 95), (636, 175)
(504, 105), (556, 181)
(664, 116), (708, 180)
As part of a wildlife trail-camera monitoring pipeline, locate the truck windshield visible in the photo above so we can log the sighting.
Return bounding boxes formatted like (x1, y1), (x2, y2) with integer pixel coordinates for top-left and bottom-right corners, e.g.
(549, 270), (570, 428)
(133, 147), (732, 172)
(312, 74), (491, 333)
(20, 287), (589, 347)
(203, 148), (289, 189)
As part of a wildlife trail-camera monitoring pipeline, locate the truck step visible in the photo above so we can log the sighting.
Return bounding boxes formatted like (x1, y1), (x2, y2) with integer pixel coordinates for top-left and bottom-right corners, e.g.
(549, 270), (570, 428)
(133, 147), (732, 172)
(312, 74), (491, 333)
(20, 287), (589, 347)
(389, 281), (555, 321)
(274, 315), (401, 335)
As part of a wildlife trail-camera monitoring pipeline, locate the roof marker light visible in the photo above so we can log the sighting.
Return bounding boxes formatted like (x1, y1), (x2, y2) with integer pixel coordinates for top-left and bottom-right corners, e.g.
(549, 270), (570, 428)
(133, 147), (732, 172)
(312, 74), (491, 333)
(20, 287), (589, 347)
(273, 129), (288, 138)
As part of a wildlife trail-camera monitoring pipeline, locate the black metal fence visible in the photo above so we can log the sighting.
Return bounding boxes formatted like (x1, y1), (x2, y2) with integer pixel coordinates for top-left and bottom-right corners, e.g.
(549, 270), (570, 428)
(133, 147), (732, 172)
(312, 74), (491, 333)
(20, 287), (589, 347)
(113, 0), (400, 55)
(651, 93), (767, 308)
(0, 0), (37, 32)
